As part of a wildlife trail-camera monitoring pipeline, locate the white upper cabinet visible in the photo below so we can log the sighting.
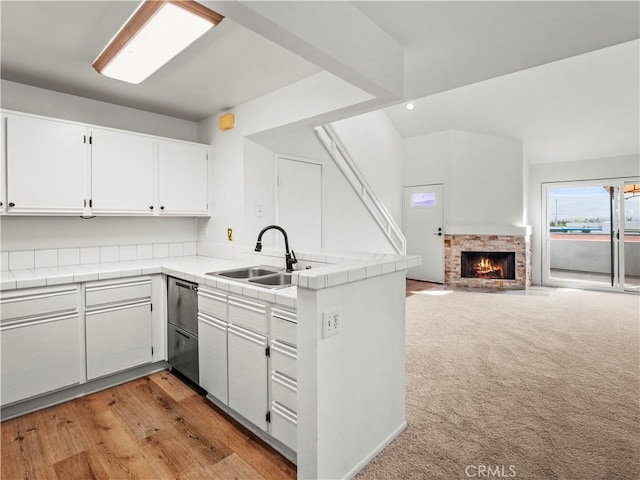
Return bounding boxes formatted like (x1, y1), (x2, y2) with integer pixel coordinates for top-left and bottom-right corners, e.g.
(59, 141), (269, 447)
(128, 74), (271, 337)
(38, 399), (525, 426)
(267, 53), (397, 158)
(91, 128), (155, 215)
(5, 114), (87, 215)
(158, 140), (208, 215)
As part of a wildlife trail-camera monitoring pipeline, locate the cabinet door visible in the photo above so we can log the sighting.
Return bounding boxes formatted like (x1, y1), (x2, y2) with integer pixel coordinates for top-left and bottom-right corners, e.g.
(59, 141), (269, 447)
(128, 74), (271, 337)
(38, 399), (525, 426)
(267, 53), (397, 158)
(91, 128), (155, 214)
(1, 314), (82, 405)
(158, 140), (208, 215)
(198, 313), (228, 404)
(85, 302), (152, 379)
(228, 324), (268, 430)
(6, 114), (87, 214)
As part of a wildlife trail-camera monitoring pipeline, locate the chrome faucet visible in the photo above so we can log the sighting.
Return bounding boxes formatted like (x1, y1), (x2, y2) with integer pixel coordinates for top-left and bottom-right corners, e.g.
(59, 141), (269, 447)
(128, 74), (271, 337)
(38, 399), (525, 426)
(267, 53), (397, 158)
(254, 225), (298, 272)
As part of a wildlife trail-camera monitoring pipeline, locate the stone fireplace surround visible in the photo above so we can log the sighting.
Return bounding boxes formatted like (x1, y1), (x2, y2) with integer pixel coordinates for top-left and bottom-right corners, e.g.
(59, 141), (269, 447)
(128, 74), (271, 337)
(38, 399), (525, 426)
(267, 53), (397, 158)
(444, 226), (532, 290)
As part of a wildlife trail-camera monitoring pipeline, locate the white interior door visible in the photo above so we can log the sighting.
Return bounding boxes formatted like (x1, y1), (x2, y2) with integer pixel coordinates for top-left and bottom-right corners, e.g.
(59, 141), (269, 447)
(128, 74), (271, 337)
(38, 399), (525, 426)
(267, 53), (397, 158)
(404, 184), (445, 282)
(276, 156), (322, 250)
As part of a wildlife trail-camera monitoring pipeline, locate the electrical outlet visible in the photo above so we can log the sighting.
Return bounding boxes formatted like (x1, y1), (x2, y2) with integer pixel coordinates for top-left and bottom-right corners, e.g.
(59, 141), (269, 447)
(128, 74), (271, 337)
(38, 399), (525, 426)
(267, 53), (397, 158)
(323, 309), (341, 338)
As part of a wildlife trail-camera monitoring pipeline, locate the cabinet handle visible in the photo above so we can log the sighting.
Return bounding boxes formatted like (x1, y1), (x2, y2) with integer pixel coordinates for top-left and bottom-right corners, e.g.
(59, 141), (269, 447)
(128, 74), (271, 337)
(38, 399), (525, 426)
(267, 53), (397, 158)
(8, 202), (15, 208)
(149, 205), (154, 210)
(160, 206), (165, 210)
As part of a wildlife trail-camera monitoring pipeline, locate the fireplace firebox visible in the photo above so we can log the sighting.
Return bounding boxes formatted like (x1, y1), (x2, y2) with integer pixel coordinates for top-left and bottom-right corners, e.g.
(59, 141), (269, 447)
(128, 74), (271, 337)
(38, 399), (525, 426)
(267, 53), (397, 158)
(461, 251), (516, 280)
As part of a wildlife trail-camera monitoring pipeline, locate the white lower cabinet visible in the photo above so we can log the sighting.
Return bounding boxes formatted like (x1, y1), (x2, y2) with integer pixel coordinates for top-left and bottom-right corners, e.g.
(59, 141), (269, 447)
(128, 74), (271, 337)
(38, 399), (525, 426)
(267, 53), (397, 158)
(197, 291), (298, 453)
(0, 284), (82, 405)
(85, 303), (152, 379)
(198, 312), (228, 404)
(85, 277), (153, 380)
(228, 324), (269, 431)
(1, 313), (82, 405)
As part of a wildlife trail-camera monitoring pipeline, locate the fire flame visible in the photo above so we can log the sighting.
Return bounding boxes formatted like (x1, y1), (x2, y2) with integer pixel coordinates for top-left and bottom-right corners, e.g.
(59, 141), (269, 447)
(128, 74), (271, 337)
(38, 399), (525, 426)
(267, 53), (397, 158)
(473, 257), (504, 279)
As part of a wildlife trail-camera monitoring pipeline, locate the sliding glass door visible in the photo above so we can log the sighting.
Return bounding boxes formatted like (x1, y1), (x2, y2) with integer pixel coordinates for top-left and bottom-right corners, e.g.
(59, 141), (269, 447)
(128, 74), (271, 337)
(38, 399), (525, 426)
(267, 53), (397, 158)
(622, 182), (640, 292)
(543, 178), (639, 292)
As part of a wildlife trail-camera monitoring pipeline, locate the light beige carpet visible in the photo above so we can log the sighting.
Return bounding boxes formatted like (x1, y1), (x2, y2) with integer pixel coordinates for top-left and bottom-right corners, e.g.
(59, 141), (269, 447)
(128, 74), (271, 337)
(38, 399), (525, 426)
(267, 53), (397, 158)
(357, 288), (640, 480)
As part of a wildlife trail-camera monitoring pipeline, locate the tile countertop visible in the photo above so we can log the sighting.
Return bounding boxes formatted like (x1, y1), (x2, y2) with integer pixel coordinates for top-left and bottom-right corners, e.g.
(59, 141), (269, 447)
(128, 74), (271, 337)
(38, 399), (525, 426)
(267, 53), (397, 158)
(0, 254), (420, 309)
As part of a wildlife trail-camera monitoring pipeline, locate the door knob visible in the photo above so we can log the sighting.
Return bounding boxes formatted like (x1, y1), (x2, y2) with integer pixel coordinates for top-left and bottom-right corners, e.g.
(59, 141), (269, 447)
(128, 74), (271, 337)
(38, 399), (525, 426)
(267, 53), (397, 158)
(149, 205), (154, 210)
(434, 232), (442, 236)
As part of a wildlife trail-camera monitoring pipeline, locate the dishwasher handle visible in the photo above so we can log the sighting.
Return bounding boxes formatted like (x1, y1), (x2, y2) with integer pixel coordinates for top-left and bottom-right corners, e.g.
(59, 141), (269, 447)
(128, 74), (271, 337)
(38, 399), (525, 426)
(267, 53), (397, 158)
(175, 280), (198, 292)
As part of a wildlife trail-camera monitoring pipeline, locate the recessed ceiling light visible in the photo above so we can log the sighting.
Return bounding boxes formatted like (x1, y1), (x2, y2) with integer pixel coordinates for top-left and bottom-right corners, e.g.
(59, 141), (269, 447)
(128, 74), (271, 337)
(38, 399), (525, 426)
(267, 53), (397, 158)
(93, 1), (224, 84)
(405, 103), (415, 110)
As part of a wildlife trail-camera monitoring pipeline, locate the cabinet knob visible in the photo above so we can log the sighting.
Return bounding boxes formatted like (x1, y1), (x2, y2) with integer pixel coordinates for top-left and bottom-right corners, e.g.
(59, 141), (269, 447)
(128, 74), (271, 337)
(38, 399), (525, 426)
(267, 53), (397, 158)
(160, 206), (165, 210)
(149, 205), (154, 210)
(8, 202), (15, 208)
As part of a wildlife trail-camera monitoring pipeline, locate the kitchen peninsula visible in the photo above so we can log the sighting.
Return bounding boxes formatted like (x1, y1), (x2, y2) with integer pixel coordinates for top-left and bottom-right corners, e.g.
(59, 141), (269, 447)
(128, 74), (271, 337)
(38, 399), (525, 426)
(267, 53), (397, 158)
(1, 248), (418, 479)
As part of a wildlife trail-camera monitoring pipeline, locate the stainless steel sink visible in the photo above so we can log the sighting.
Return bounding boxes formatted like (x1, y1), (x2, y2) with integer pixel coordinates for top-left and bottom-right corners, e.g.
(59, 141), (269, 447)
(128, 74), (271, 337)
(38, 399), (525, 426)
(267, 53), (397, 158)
(206, 266), (293, 289)
(205, 265), (281, 279)
(248, 273), (292, 287)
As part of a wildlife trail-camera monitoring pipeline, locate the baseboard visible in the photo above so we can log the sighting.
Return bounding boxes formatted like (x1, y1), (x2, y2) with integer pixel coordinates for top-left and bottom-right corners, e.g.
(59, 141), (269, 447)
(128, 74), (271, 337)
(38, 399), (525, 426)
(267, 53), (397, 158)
(1, 361), (169, 421)
(205, 393), (298, 464)
(342, 420), (408, 480)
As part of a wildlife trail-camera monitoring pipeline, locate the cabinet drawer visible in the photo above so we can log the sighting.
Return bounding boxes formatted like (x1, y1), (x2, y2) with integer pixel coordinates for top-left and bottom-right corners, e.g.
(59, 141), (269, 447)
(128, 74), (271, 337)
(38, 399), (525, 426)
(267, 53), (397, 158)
(198, 287), (227, 320)
(271, 371), (297, 412)
(1, 285), (78, 323)
(85, 277), (151, 309)
(270, 401), (297, 452)
(271, 308), (297, 347)
(271, 340), (297, 380)
(228, 296), (267, 334)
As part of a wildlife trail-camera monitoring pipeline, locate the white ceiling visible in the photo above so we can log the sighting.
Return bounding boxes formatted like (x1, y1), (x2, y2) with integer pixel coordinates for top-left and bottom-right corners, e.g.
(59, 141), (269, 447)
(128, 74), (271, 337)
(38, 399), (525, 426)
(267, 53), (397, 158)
(0, 1), (321, 121)
(383, 40), (640, 164)
(1, 0), (638, 148)
(354, 1), (640, 101)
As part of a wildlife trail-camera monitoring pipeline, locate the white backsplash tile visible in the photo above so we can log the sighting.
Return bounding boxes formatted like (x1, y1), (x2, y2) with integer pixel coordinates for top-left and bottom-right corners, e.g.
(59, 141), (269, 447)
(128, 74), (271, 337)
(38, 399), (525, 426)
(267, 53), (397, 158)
(100, 246), (120, 263)
(137, 244), (153, 260)
(119, 245), (137, 262)
(34, 249), (58, 269)
(168, 243), (184, 257)
(153, 243), (169, 258)
(9, 250), (35, 270)
(80, 247), (100, 265)
(0, 252), (8, 271)
(58, 248), (80, 267)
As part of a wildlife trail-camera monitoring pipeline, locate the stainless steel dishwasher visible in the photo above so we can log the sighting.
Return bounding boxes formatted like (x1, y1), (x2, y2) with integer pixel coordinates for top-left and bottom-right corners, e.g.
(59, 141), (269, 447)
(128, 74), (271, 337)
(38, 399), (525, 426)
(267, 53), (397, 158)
(167, 277), (199, 384)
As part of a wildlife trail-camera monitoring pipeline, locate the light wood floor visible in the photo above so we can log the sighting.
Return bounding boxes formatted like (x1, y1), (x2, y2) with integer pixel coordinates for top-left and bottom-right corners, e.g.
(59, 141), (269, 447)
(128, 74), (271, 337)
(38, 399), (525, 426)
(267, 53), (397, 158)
(1, 371), (296, 480)
(406, 279), (438, 297)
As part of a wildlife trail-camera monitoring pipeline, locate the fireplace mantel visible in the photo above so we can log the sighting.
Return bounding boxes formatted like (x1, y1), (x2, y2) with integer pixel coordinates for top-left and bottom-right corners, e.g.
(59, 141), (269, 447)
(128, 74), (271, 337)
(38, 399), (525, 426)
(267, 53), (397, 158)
(445, 224), (532, 236)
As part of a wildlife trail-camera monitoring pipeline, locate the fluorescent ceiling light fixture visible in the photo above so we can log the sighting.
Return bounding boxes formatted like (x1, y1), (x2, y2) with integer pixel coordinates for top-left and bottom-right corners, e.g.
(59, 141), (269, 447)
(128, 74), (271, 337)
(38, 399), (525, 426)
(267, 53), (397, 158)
(405, 103), (415, 110)
(93, 1), (223, 84)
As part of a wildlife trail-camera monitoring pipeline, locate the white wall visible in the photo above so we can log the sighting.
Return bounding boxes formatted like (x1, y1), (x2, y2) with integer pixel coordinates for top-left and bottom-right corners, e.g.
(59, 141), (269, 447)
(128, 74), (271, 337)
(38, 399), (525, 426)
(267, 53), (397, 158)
(528, 154), (640, 284)
(404, 130), (525, 229)
(196, 71), (375, 249)
(297, 271), (406, 479)
(331, 110), (404, 228)
(0, 216), (198, 251)
(1, 80), (198, 141)
(247, 125), (397, 254)
(1, 81), (201, 252)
